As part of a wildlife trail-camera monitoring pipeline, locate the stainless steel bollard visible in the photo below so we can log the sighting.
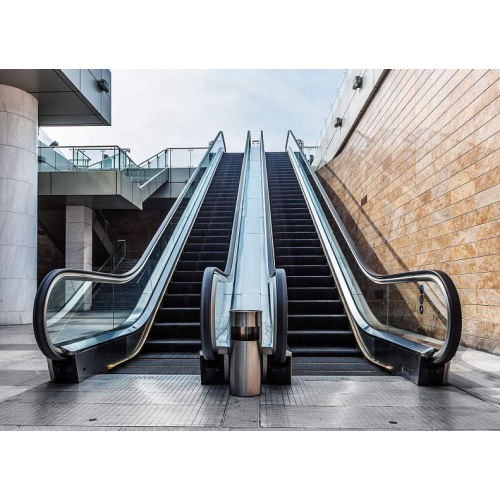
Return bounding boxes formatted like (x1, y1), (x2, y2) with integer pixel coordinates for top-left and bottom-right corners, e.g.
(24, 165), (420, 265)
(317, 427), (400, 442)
(229, 310), (262, 397)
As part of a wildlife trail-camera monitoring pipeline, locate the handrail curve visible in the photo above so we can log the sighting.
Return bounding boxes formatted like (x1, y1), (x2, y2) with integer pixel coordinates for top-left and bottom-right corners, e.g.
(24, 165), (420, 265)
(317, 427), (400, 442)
(285, 130), (462, 367)
(33, 132), (226, 362)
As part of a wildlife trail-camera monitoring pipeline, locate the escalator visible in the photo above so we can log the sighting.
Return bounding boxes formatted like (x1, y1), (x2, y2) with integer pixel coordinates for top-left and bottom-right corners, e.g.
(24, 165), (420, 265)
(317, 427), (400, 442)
(33, 132), (243, 382)
(266, 152), (382, 376)
(273, 131), (462, 385)
(33, 129), (462, 386)
(115, 153), (243, 375)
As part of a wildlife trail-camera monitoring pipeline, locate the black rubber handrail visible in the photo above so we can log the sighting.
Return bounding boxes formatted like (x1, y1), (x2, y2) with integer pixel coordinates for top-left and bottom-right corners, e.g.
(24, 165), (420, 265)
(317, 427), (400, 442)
(285, 130), (462, 367)
(200, 132), (251, 361)
(33, 132), (226, 361)
(260, 131), (287, 364)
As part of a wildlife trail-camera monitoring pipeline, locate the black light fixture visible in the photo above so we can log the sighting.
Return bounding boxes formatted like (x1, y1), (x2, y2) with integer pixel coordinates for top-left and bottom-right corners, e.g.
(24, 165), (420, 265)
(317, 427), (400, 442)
(98, 78), (110, 93)
(49, 141), (59, 147)
(352, 76), (363, 90)
(334, 117), (342, 128)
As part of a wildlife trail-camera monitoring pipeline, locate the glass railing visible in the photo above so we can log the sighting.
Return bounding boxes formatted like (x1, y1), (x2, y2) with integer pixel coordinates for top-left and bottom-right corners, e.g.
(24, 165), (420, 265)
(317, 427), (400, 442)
(38, 145), (138, 172)
(316, 69), (348, 148)
(38, 144), (209, 189)
(285, 130), (461, 370)
(34, 132), (226, 361)
(129, 147), (209, 186)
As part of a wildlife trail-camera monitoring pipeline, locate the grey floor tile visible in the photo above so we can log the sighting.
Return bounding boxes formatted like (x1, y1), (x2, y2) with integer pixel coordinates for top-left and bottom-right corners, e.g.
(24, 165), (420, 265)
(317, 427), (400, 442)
(0, 351), (43, 363)
(222, 396), (260, 428)
(260, 405), (500, 430)
(0, 401), (227, 427)
(0, 425), (121, 431)
(0, 386), (34, 403)
(0, 370), (50, 386)
(0, 344), (41, 351)
(119, 426), (230, 431)
(1, 359), (50, 371)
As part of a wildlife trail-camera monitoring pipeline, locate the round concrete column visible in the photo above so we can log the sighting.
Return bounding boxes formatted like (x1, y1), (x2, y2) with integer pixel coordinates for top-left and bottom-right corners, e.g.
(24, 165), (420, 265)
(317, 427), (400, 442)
(0, 84), (38, 325)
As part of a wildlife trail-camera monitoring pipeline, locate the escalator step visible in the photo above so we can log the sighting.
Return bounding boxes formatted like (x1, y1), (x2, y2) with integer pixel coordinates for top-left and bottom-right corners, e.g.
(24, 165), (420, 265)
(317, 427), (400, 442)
(288, 330), (356, 347)
(288, 314), (350, 330)
(163, 294), (201, 308)
(176, 261), (225, 271)
(288, 300), (343, 314)
(287, 287), (339, 300)
(143, 339), (201, 353)
(151, 322), (201, 338)
(286, 276), (336, 287)
(168, 282), (202, 294)
(280, 265), (332, 277)
(290, 346), (361, 357)
(156, 308), (200, 322)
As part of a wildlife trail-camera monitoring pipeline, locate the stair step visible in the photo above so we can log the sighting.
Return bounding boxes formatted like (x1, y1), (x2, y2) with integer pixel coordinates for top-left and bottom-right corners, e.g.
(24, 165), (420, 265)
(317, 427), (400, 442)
(156, 308), (200, 322)
(143, 339), (201, 353)
(288, 329), (356, 347)
(286, 276), (336, 287)
(290, 346), (361, 357)
(288, 300), (343, 314)
(162, 294), (201, 308)
(176, 261), (225, 271)
(288, 314), (350, 330)
(280, 264), (331, 277)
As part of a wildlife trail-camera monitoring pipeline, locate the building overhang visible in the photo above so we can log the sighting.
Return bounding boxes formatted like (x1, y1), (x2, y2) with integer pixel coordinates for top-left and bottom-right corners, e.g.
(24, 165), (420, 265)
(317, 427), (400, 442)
(0, 69), (111, 126)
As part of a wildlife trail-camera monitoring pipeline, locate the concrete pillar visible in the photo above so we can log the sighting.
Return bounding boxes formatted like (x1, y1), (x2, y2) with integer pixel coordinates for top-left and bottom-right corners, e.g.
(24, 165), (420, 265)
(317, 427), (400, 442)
(65, 206), (93, 309)
(0, 85), (38, 325)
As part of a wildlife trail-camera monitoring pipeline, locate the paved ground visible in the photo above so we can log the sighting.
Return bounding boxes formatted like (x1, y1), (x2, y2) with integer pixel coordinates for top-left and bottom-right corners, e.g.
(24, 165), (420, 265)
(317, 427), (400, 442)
(1, 324), (500, 430)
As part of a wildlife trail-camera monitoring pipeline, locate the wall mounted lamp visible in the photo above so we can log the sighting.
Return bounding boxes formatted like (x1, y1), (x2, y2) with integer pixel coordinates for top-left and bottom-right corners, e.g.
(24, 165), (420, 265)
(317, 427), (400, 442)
(98, 79), (110, 93)
(352, 76), (363, 90)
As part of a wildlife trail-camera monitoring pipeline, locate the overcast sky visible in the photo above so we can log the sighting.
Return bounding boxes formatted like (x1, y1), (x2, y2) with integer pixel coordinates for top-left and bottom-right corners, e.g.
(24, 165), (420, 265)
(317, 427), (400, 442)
(42, 69), (344, 161)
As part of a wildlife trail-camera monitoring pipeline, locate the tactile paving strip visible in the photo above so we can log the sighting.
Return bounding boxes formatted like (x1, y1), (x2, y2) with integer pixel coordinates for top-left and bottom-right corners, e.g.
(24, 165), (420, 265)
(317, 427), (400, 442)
(260, 404), (500, 430)
(0, 375), (229, 427)
(260, 378), (486, 408)
(259, 377), (500, 429)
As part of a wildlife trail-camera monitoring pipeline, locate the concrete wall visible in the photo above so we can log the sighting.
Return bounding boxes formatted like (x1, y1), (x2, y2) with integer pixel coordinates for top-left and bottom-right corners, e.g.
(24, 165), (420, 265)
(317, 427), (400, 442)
(316, 69), (500, 355)
(0, 85), (38, 324)
(37, 227), (64, 285)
